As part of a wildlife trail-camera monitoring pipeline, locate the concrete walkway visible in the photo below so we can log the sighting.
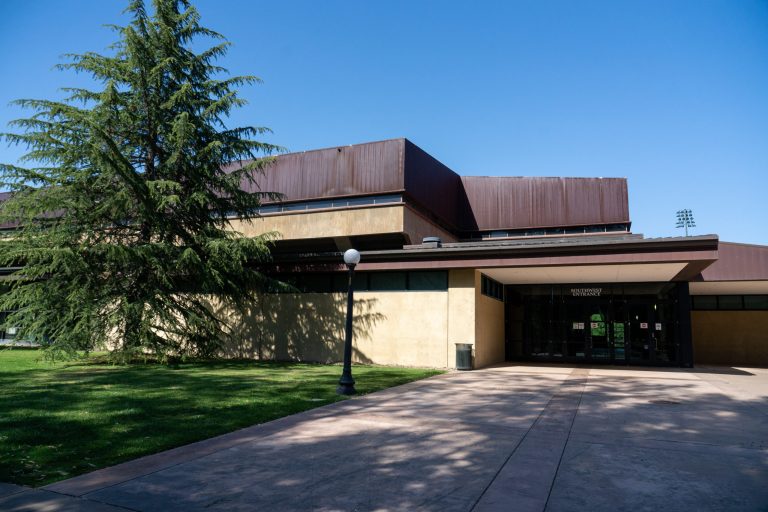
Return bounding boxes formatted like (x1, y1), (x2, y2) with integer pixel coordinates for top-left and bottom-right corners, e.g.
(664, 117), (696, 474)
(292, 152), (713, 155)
(2, 365), (767, 511)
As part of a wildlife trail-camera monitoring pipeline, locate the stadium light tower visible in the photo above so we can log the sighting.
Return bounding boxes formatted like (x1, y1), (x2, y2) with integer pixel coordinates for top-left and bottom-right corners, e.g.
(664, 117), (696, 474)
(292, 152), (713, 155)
(676, 209), (696, 237)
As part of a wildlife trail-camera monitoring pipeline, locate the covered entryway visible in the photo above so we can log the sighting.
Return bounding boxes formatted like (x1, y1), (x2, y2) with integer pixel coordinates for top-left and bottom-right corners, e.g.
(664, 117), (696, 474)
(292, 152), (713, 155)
(482, 262), (702, 367)
(503, 282), (688, 366)
(350, 233), (720, 369)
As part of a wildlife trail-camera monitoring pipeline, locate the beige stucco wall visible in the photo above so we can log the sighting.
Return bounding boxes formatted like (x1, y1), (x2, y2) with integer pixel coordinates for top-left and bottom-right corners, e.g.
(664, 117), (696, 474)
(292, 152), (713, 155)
(692, 311), (768, 367)
(219, 268), (489, 369)
(474, 271), (506, 368)
(222, 290), (450, 367)
(227, 204), (458, 247)
(229, 205), (405, 240)
(221, 293), (350, 363)
(354, 291), (449, 367)
(447, 269), (476, 369)
(403, 207), (458, 244)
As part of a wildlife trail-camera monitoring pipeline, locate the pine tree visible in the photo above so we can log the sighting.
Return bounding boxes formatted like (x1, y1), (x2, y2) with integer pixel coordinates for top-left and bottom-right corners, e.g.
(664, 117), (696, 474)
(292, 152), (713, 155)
(0, 0), (281, 361)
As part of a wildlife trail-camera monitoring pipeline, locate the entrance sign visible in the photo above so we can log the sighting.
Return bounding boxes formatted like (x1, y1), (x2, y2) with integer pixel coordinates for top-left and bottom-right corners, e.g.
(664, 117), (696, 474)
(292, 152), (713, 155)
(571, 287), (603, 297)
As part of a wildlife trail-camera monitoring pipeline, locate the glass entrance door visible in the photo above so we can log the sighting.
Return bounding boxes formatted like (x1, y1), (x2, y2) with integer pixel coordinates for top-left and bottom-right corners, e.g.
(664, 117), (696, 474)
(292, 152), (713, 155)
(514, 283), (684, 366)
(564, 300), (587, 360)
(611, 298), (628, 363)
(588, 305), (610, 361)
(563, 298), (613, 362)
(627, 302), (652, 363)
(651, 301), (676, 363)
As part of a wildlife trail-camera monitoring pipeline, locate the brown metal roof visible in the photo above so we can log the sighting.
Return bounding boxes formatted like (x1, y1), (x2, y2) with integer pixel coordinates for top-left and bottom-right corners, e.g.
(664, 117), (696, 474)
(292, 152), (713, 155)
(402, 140), (474, 231)
(232, 138), (631, 236)
(235, 138), (406, 202)
(699, 242), (768, 281)
(461, 176), (629, 231)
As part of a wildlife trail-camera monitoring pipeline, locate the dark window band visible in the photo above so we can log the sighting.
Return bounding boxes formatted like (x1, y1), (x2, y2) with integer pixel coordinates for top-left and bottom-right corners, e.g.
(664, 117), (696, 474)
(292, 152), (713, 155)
(230, 194), (403, 217)
(481, 274), (504, 301)
(273, 270), (448, 293)
(470, 223), (629, 240)
(692, 295), (768, 311)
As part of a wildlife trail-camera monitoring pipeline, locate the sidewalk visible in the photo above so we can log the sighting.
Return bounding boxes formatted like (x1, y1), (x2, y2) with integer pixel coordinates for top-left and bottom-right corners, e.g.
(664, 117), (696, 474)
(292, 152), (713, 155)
(2, 365), (767, 511)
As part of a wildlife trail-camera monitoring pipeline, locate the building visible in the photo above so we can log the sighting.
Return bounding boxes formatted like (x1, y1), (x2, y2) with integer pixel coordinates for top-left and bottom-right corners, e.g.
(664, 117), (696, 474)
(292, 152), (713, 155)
(227, 138), (768, 368)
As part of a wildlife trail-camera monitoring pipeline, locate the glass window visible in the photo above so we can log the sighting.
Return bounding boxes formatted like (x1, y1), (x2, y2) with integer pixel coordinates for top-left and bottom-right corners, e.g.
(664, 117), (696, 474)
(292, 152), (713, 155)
(718, 295), (743, 310)
(744, 295), (768, 310)
(346, 197), (371, 206)
(270, 275), (299, 293)
(373, 195), (401, 204)
(332, 272), (369, 292)
(692, 296), (717, 310)
(369, 272), (406, 291)
(481, 275), (504, 301)
(353, 273), (369, 291)
(307, 200), (334, 210)
(300, 274), (331, 293)
(408, 271), (448, 291)
(252, 194), (404, 214)
(331, 273), (348, 292)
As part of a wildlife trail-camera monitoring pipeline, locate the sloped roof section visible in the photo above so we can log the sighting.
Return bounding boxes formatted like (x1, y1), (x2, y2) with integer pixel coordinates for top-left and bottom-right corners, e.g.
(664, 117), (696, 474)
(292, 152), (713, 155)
(460, 176), (629, 231)
(699, 242), (768, 281)
(235, 138), (407, 202)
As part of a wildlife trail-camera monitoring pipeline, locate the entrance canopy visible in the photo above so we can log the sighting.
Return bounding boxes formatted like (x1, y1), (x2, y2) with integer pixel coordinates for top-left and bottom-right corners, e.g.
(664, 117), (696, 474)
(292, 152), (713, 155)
(331, 234), (721, 282)
(274, 233), (721, 286)
(482, 262), (687, 284)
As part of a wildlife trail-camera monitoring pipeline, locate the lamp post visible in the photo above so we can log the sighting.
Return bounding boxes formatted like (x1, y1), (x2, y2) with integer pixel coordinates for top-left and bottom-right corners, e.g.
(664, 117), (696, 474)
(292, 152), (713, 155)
(337, 248), (361, 395)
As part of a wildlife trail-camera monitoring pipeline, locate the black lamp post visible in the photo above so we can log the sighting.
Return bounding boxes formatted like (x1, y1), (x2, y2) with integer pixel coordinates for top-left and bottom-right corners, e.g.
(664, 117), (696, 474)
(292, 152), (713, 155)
(337, 248), (361, 395)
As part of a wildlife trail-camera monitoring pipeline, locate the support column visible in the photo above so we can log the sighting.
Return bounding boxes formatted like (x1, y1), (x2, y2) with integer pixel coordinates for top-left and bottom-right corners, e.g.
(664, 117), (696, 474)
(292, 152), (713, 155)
(677, 282), (694, 368)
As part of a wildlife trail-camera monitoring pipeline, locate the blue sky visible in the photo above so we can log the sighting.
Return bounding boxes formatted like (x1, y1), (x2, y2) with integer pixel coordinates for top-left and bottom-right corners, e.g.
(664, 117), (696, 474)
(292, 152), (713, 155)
(1, 1), (766, 244)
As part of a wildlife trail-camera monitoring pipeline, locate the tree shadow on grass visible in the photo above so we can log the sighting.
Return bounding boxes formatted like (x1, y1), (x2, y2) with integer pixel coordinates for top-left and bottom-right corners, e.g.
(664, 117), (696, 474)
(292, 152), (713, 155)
(0, 359), (431, 486)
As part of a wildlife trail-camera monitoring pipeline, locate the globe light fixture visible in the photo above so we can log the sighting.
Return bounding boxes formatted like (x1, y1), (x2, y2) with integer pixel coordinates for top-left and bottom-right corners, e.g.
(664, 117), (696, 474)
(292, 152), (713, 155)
(343, 248), (361, 266)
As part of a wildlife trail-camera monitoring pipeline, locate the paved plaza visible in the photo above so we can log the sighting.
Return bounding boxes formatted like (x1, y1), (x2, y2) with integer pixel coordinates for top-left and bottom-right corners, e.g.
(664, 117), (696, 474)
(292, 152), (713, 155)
(1, 364), (767, 511)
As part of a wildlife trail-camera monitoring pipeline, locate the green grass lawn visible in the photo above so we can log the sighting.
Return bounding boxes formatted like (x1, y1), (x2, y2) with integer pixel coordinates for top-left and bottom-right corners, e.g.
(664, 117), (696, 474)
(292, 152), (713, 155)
(0, 349), (442, 486)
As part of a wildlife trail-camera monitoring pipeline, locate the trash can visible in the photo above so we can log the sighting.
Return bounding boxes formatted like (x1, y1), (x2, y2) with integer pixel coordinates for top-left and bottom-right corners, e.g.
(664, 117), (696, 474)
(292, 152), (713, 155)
(455, 343), (473, 370)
